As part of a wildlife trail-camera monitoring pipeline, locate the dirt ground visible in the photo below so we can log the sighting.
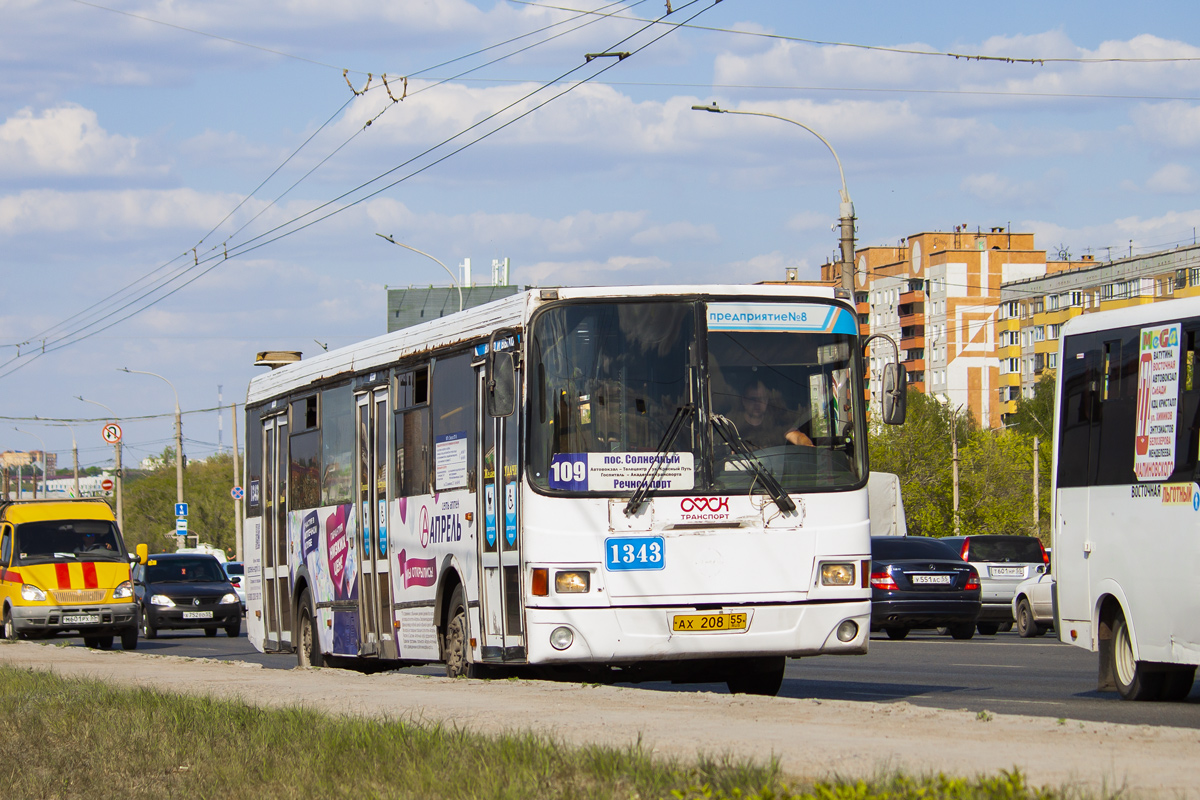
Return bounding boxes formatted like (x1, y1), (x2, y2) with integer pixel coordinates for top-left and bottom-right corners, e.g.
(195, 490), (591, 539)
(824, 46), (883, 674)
(2, 641), (1197, 797)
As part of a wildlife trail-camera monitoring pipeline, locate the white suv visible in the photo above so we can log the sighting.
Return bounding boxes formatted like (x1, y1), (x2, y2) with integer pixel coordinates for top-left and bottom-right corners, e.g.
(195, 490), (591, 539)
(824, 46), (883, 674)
(940, 535), (1049, 635)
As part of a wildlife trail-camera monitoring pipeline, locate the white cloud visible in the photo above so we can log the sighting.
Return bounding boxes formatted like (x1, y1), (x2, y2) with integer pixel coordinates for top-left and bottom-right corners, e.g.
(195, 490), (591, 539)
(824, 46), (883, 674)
(1144, 164), (1198, 194)
(0, 106), (155, 178)
(1027, 208), (1200, 259)
(0, 187), (249, 235)
(517, 255), (672, 286)
(959, 171), (1065, 207)
(1130, 102), (1200, 149)
(787, 211), (834, 231)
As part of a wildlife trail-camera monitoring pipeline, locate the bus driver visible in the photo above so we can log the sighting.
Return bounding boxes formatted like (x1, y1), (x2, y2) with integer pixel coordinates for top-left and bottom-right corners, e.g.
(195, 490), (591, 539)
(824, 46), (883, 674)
(728, 379), (813, 449)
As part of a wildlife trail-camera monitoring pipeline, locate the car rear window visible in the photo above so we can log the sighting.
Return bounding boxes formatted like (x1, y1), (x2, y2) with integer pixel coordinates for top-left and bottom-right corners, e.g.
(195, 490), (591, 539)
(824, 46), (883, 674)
(872, 537), (962, 561)
(966, 537), (1043, 562)
(225, 563), (244, 576)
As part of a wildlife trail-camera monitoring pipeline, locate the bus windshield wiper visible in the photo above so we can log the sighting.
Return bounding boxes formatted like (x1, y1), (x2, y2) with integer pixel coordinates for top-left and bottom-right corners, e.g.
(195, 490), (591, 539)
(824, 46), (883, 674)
(624, 404), (694, 517)
(710, 414), (796, 513)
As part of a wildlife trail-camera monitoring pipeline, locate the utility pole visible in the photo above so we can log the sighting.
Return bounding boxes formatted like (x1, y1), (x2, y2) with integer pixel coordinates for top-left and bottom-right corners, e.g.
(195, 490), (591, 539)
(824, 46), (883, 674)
(231, 402), (243, 561)
(1033, 435), (1040, 537)
(951, 407), (961, 536)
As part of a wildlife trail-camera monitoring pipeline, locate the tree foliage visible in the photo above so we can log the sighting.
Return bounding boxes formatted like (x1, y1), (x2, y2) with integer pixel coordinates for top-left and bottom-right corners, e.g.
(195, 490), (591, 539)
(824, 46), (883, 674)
(121, 448), (239, 557)
(869, 390), (1044, 541)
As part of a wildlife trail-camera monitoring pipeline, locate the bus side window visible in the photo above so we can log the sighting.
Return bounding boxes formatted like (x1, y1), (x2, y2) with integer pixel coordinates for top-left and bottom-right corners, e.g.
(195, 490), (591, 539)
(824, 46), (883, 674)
(1102, 339), (1121, 401)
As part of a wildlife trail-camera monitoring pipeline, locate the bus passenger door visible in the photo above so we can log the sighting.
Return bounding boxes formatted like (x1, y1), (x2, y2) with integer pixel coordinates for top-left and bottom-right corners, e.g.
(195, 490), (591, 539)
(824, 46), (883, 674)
(261, 414), (291, 651)
(355, 389), (395, 658)
(476, 362), (525, 662)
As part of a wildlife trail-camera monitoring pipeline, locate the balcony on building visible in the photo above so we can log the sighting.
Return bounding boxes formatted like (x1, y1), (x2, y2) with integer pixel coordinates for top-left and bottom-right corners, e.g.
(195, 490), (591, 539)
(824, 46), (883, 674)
(900, 323), (925, 350)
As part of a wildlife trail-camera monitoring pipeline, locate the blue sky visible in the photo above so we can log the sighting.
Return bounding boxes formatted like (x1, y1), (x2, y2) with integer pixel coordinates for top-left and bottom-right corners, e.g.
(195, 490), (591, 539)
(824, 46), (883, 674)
(3, 0), (1199, 471)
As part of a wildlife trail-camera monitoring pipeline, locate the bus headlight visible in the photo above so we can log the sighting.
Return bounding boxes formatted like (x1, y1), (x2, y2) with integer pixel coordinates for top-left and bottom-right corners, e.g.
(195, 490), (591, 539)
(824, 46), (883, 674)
(550, 626), (574, 650)
(21, 584), (46, 602)
(820, 562), (855, 586)
(554, 571), (590, 593)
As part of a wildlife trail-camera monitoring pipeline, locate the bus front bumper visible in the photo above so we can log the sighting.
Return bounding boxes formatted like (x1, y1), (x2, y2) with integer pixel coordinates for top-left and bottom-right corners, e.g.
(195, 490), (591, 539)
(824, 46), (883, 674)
(522, 600), (871, 664)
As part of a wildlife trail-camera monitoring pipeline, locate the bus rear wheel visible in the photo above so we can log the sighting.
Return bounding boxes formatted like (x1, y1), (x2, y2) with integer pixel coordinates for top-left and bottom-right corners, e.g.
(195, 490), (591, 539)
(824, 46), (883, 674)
(726, 656), (786, 696)
(296, 589), (324, 668)
(1112, 612), (1163, 701)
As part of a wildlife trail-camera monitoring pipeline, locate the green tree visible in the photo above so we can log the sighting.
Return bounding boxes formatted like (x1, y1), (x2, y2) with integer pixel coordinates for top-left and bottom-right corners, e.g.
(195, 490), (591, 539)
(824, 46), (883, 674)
(869, 390), (968, 537)
(1010, 372), (1055, 540)
(122, 448), (238, 556)
(958, 426), (1037, 538)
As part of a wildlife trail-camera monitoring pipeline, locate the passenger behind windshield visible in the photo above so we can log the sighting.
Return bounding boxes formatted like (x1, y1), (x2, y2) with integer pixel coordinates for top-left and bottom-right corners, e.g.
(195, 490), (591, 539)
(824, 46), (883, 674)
(15, 521), (125, 563)
(725, 378), (813, 449)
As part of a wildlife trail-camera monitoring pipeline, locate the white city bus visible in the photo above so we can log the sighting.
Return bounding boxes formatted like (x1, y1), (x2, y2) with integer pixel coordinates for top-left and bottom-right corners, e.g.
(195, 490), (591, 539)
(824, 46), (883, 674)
(242, 284), (905, 695)
(1053, 296), (1200, 701)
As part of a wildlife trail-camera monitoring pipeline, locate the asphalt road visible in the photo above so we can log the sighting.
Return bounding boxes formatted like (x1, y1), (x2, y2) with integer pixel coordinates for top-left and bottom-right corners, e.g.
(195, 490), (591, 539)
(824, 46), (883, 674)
(77, 626), (1198, 728)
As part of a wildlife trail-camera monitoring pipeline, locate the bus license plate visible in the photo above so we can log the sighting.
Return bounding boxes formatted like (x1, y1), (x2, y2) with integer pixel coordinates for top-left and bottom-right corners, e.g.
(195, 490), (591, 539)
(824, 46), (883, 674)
(990, 567), (1024, 578)
(672, 612), (747, 632)
(62, 614), (100, 625)
(183, 611), (213, 620)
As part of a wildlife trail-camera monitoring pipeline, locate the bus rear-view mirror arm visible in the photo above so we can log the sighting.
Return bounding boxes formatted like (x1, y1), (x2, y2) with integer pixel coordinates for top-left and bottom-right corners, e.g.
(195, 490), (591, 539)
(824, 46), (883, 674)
(862, 333), (907, 426)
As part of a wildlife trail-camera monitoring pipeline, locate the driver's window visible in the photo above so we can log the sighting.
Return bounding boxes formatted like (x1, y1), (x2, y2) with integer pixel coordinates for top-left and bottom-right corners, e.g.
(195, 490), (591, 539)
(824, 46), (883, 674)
(0, 526), (10, 566)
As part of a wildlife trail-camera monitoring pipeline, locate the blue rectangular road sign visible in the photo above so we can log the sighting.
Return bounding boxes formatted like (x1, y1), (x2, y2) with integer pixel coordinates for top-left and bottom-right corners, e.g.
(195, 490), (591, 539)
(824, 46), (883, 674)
(175, 503), (188, 517)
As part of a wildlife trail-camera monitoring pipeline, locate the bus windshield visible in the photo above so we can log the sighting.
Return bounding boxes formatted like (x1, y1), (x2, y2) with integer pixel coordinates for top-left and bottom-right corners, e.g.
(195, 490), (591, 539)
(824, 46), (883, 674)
(528, 299), (866, 495)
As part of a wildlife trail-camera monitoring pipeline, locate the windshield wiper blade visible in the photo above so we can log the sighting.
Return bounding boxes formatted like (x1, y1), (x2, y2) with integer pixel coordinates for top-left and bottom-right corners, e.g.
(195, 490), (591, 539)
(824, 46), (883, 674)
(624, 404), (694, 517)
(710, 414), (796, 513)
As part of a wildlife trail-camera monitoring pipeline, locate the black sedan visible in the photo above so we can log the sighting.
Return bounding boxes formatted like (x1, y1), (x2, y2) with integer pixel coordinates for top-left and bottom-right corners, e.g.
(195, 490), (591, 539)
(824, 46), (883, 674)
(133, 553), (242, 639)
(869, 536), (981, 640)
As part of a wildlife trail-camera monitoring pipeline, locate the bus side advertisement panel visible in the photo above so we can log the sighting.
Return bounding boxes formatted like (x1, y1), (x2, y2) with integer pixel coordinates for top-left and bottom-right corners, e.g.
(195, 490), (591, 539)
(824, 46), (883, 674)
(289, 504), (359, 656)
(390, 489), (475, 660)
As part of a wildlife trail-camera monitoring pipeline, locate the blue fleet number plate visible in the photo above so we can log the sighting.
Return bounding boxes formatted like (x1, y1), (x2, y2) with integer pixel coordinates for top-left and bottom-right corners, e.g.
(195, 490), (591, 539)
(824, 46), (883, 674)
(604, 536), (665, 571)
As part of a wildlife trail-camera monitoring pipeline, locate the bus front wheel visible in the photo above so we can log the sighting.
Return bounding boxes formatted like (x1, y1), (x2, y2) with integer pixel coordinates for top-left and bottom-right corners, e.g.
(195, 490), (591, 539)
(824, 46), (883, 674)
(445, 585), (478, 679)
(726, 656), (786, 696)
(1112, 612), (1163, 701)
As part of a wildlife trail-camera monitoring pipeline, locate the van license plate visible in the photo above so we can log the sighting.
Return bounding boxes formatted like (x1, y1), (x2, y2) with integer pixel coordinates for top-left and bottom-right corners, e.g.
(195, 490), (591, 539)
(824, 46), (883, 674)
(671, 612), (747, 632)
(183, 611), (213, 620)
(62, 614), (100, 625)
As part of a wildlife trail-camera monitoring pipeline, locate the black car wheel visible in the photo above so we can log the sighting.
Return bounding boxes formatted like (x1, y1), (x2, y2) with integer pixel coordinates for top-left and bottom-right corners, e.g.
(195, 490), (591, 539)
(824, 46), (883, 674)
(884, 626), (910, 640)
(947, 623), (975, 640)
(204, 627), (218, 637)
(120, 626), (138, 650)
(225, 618), (241, 638)
(977, 622), (1000, 636)
(141, 609), (157, 640)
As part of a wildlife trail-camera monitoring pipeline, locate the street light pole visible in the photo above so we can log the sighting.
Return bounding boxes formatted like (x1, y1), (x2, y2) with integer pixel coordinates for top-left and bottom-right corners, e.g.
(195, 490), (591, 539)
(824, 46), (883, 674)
(691, 102), (856, 294)
(121, 368), (184, 545)
(57, 422), (80, 497)
(14, 428), (47, 498)
(78, 396), (124, 530)
(376, 233), (464, 312)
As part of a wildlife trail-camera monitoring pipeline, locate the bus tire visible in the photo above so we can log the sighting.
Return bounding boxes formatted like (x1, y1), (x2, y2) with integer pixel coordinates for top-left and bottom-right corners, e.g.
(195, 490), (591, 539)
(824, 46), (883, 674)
(726, 656), (786, 696)
(445, 585), (477, 679)
(297, 589), (324, 668)
(1113, 612), (1163, 701)
(120, 626), (138, 650)
(1016, 599), (1038, 638)
(1162, 667), (1196, 702)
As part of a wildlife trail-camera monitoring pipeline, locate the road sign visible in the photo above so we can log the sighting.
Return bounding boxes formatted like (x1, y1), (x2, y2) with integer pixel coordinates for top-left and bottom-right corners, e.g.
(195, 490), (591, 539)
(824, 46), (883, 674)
(101, 423), (122, 445)
(176, 517), (188, 533)
(175, 502), (188, 517)
(101, 478), (114, 492)
(231, 486), (244, 500)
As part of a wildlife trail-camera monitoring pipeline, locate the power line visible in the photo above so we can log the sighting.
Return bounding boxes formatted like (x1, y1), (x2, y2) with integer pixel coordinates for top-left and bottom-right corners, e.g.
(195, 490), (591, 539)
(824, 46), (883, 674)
(0, 0), (718, 381)
(509, 0), (1200, 65)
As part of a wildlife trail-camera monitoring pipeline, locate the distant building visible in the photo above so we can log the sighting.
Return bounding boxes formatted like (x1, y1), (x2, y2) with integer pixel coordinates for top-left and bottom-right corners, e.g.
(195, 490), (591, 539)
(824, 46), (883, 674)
(387, 285), (525, 332)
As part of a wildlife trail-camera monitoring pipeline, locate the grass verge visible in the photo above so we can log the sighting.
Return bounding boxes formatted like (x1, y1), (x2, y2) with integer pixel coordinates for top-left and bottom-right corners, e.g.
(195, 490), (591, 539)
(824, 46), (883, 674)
(0, 665), (1074, 799)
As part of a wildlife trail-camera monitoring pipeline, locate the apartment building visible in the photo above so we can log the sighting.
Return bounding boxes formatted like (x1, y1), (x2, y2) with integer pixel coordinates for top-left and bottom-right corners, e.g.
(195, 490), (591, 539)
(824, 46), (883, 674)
(822, 228), (1078, 428)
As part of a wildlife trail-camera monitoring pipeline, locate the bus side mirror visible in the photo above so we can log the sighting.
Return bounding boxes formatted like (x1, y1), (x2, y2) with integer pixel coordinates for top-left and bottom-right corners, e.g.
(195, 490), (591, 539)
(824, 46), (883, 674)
(136, 543), (149, 565)
(882, 363), (907, 425)
(487, 350), (516, 418)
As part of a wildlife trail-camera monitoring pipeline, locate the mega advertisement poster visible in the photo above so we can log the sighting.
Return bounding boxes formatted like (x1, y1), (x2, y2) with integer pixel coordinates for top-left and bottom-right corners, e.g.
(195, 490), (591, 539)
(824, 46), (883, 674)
(1134, 323), (1181, 481)
(289, 503), (360, 655)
